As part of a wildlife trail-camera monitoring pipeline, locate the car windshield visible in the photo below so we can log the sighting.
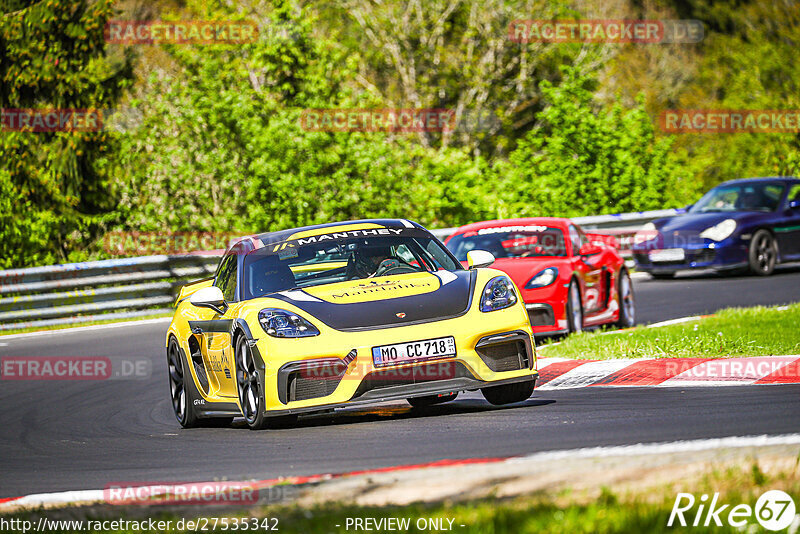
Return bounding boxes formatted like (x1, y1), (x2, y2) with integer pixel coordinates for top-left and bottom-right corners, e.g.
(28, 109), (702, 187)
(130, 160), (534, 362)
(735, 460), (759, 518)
(242, 227), (461, 299)
(446, 225), (568, 260)
(690, 183), (786, 213)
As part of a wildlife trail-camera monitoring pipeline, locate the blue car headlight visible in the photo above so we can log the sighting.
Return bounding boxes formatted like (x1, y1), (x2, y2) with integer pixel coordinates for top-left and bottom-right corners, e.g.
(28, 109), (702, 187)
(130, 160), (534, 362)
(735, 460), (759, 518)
(525, 267), (558, 289)
(699, 218), (737, 241)
(480, 276), (518, 312)
(258, 308), (320, 338)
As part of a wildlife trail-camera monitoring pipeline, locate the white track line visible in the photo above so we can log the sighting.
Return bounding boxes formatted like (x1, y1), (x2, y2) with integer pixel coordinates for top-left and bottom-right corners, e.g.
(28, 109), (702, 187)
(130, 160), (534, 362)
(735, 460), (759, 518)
(0, 317), (171, 340)
(511, 433), (800, 462)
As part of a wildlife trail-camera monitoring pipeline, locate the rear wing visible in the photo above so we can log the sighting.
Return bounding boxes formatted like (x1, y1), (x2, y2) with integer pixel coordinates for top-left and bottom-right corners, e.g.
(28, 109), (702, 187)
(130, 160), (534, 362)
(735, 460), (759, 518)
(175, 276), (214, 306)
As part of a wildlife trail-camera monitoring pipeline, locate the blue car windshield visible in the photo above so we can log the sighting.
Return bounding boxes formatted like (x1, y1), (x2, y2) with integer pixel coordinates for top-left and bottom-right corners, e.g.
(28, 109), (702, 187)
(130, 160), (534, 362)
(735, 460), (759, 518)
(690, 183), (785, 213)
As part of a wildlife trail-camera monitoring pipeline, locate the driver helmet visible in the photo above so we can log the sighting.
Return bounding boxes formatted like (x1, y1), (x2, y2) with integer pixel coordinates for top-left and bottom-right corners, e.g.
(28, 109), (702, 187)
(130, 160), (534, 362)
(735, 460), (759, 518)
(352, 244), (392, 277)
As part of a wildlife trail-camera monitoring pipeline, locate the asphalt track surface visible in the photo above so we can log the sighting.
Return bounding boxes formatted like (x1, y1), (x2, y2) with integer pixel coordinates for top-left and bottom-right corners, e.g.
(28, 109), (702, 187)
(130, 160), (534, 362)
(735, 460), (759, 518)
(1, 268), (800, 498)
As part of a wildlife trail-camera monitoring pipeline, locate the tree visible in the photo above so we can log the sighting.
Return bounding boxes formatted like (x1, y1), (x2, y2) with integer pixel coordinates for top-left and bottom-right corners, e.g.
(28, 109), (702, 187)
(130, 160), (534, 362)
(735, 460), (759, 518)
(504, 66), (694, 218)
(0, 0), (133, 268)
(114, 0), (498, 239)
(327, 0), (617, 157)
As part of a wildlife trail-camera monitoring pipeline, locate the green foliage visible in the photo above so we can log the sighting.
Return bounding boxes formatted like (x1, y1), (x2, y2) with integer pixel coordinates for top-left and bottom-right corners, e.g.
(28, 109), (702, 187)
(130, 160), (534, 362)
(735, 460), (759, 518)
(606, 0), (800, 189)
(321, 0), (583, 157)
(114, 0), (498, 241)
(4, 0), (799, 268)
(0, 0), (133, 268)
(504, 66), (695, 218)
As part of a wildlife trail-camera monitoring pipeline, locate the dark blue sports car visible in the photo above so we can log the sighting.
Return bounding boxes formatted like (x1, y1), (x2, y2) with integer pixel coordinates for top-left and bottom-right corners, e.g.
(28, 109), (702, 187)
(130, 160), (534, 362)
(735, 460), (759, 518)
(633, 177), (800, 278)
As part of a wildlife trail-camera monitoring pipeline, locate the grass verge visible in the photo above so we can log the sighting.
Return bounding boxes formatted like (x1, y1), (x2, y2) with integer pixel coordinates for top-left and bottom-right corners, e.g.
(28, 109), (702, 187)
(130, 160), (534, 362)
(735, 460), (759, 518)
(538, 303), (800, 360)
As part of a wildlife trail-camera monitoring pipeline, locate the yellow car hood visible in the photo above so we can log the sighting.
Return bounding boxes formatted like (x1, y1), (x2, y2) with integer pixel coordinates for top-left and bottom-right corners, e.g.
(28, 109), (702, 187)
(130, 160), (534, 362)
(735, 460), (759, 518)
(270, 270), (475, 331)
(303, 272), (441, 304)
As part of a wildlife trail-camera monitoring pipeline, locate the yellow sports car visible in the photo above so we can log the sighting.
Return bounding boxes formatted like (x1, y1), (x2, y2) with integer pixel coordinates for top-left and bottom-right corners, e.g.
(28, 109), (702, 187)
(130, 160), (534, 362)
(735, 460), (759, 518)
(166, 219), (538, 429)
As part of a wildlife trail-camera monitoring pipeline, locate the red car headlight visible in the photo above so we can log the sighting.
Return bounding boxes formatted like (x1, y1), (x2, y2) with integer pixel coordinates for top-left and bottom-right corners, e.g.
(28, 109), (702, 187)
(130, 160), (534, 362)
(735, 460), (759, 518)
(525, 267), (558, 289)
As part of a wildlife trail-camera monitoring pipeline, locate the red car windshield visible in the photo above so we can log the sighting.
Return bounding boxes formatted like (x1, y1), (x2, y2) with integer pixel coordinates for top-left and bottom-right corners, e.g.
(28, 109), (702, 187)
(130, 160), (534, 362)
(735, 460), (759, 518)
(447, 225), (568, 260)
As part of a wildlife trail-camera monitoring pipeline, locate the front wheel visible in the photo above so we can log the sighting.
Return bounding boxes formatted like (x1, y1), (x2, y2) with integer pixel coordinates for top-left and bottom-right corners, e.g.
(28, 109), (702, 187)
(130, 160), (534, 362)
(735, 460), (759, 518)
(235, 336), (270, 430)
(615, 269), (636, 328)
(235, 337), (296, 430)
(167, 338), (199, 428)
(481, 379), (535, 406)
(748, 229), (777, 276)
(566, 280), (583, 334)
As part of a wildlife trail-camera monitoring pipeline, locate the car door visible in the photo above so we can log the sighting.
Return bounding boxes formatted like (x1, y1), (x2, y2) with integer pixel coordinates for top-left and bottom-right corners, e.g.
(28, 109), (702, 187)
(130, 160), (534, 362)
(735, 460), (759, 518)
(189, 253), (239, 399)
(569, 225), (604, 314)
(776, 183), (800, 259)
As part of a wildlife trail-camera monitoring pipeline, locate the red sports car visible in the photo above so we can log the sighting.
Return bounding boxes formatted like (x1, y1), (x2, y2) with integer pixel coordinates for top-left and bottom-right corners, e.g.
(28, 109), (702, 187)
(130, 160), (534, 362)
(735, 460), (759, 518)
(445, 218), (635, 336)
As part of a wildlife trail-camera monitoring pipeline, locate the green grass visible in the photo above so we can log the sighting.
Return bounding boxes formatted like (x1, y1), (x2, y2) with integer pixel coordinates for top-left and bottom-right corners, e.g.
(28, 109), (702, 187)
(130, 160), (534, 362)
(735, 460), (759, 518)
(0, 312), (172, 336)
(538, 303), (800, 360)
(3, 460), (798, 533)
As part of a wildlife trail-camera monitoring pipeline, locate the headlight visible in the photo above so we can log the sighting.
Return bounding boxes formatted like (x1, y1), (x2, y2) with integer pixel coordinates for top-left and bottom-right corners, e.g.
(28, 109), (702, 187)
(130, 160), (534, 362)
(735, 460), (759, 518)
(480, 276), (518, 312)
(525, 267), (558, 289)
(634, 222), (657, 245)
(700, 219), (737, 241)
(258, 309), (320, 338)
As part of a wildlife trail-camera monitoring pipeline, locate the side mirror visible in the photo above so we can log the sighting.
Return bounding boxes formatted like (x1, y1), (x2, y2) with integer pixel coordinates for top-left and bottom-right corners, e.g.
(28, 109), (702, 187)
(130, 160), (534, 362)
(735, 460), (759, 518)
(683, 203), (694, 211)
(578, 243), (601, 258)
(189, 286), (227, 315)
(790, 200), (800, 210)
(466, 250), (495, 269)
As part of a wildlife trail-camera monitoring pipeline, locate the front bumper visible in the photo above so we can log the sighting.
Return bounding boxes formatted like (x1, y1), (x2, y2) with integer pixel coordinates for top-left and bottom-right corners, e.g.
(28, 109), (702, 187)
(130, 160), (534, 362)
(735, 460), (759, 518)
(252, 312), (537, 416)
(521, 282), (569, 335)
(260, 371), (538, 417)
(632, 240), (748, 274)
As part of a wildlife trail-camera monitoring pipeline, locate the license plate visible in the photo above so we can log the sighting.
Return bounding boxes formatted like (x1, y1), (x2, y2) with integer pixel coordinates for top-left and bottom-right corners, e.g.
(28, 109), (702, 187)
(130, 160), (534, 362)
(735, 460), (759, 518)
(372, 336), (456, 367)
(649, 248), (685, 262)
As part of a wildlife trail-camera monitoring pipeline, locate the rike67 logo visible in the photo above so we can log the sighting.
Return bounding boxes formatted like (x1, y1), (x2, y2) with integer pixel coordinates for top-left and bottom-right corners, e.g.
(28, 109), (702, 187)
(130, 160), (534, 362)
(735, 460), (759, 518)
(668, 490), (797, 531)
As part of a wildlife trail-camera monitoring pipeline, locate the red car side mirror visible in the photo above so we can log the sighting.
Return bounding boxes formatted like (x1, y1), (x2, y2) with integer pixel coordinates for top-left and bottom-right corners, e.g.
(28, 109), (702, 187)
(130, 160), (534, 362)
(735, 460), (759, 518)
(578, 243), (601, 257)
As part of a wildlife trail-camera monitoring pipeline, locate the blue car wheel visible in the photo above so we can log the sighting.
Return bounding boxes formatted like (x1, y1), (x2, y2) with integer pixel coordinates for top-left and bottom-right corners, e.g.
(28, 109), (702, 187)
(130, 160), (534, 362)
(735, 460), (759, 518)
(748, 229), (778, 276)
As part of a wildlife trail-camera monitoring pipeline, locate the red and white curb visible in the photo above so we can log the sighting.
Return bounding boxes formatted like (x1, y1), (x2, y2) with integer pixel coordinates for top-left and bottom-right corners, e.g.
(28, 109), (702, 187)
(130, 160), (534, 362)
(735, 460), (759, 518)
(3, 434), (800, 512)
(0, 458), (509, 511)
(536, 356), (800, 389)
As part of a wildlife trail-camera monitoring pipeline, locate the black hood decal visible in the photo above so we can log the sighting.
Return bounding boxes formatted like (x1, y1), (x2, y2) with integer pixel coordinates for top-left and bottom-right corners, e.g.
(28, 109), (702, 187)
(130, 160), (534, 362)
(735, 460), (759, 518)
(271, 270), (476, 331)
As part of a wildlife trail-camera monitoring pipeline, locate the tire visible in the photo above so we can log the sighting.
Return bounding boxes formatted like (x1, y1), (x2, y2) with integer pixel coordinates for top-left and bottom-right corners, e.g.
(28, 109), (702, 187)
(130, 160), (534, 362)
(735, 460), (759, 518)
(566, 279), (583, 334)
(748, 229), (778, 276)
(407, 392), (458, 408)
(235, 335), (269, 430)
(167, 338), (199, 428)
(235, 336), (296, 430)
(651, 272), (675, 280)
(615, 269), (636, 328)
(481, 379), (535, 406)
